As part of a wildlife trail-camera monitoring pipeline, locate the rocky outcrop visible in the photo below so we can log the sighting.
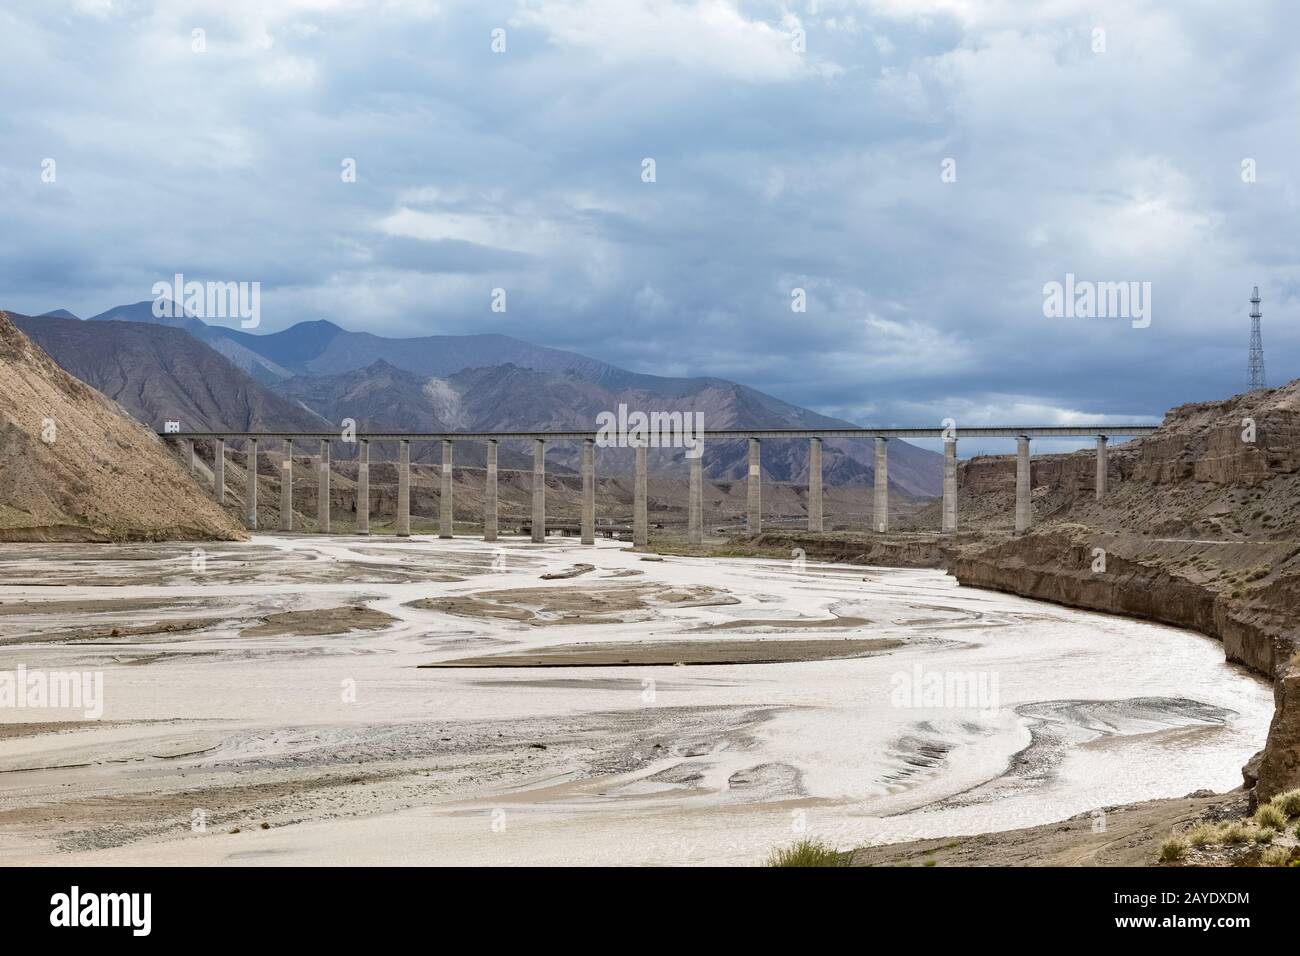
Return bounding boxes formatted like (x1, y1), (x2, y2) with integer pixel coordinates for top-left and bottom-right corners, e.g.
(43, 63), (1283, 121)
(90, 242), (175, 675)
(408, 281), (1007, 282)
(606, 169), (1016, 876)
(1134, 387), (1300, 486)
(1256, 660), (1300, 800)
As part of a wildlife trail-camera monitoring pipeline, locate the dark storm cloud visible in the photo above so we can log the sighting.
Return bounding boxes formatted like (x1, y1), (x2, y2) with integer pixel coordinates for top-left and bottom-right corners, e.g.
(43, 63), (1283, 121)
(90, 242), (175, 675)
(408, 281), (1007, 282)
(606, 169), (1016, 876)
(2, 0), (1297, 449)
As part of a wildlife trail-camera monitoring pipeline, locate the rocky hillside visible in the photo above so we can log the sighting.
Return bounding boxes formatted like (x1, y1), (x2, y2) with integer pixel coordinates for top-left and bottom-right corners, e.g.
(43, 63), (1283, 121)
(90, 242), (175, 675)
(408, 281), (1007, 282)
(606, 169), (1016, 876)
(901, 379), (1300, 537)
(0, 311), (246, 541)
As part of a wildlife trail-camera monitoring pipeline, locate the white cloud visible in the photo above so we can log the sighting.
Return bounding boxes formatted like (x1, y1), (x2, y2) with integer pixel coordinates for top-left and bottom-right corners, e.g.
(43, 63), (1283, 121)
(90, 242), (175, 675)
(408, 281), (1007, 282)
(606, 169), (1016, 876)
(512, 0), (820, 82)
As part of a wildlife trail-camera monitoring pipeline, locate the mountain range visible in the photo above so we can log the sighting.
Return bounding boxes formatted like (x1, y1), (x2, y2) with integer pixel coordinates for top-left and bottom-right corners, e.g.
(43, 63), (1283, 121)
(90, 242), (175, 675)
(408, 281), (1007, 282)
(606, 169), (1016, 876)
(9, 302), (943, 495)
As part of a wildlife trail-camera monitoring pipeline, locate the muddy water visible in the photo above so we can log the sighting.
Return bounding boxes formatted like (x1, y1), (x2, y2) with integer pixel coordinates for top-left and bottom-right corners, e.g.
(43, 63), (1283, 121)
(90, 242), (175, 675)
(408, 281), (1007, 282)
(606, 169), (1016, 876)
(0, 536), (1273, 866)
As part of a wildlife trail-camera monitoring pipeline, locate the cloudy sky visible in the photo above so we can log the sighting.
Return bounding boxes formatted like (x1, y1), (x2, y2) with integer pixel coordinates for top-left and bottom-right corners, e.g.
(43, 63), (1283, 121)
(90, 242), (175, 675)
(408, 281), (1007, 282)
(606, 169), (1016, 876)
(3, 0), (1297, 451)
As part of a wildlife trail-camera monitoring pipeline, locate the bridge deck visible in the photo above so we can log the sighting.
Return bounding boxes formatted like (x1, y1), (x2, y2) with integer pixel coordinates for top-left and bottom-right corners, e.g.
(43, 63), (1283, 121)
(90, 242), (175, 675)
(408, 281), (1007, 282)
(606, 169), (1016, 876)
(162, 425), (1159, 441)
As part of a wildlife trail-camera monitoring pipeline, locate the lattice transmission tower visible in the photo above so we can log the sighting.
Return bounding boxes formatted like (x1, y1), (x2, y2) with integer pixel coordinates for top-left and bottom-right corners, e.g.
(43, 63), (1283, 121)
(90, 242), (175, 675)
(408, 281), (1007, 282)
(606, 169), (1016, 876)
(1248, 285), (1266, 391)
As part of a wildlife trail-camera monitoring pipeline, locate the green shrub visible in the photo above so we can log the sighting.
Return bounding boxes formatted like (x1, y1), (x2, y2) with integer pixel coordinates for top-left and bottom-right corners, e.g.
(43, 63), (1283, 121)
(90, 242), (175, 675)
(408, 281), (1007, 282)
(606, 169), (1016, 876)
(765, 839), (847, 867)
(1257, 827), (1277, 845)
(1188, 823), (1219, 847)
(1159, 837), (1188, 863)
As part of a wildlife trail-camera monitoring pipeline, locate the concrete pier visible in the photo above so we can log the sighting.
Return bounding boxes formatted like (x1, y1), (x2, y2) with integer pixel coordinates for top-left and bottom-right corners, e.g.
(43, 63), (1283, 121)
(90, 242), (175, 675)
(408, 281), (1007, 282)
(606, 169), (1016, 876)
(532, 439), (546, 543)
(942, 439), (957, 533)
(318, 440), (331, 533)
(873, 437), (888, 533)
(807, 438), (822, 532)
(633, 444), (648, 546)
(1096, 435), (1108, 501)
(581, 439), (595, 545)
(214, 439), (225, 505)
(1015, 435), (1032, 533)
(164, 425), (1159, 544)
(396, 440), (411, 537)
(440, 440), (454, 538)
(356, 440), (370, 534)
(688, 446), (703, 545)
(484, 440), (498, 542)
(746, 438), (761, 534)
(280, 440), (292, 531)
(245, 438), (258, 529)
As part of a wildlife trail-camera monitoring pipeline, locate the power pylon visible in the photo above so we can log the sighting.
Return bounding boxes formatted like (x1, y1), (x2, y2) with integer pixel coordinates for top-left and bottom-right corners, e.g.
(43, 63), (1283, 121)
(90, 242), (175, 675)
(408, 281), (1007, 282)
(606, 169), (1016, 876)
(1248, 285), (1266, 391)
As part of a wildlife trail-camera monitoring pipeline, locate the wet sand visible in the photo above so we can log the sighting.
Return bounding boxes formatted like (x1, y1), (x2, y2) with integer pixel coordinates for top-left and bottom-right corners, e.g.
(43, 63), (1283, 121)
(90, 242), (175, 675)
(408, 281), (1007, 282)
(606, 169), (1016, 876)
(242, 606), (398, 638)
(407, 582), (739, 626)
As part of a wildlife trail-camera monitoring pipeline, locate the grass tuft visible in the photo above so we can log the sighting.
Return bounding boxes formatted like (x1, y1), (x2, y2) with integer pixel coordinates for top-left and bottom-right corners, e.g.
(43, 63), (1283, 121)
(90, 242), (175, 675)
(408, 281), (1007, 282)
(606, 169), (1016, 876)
(1255, 803), (1287, 831)
(765, 839), (848, 868)
(1220, 822), (1251, 845)
(1259, 846), (1293, 867)
(1269, 788), (1300, 818)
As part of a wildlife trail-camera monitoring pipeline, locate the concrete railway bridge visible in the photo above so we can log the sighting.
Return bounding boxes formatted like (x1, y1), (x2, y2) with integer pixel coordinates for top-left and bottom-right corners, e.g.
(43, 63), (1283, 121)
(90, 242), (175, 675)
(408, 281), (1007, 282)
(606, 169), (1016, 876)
(164, 426), (1158, 546)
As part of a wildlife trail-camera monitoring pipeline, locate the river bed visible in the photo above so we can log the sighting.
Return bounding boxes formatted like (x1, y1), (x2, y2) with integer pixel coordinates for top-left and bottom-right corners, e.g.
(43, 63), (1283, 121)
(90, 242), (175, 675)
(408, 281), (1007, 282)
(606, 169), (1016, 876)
(0, 535), (1273, 865)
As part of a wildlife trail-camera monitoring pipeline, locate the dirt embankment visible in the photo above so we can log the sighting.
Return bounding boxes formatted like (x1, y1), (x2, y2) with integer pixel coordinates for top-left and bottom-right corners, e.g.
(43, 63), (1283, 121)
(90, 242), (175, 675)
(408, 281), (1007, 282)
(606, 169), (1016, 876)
(749, 530), (957, 568)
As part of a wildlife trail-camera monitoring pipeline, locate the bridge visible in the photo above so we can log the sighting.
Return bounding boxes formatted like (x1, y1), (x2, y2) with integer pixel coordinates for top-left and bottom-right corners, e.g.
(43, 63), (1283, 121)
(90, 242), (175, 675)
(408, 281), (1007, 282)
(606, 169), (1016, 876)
(162, 425), (1160, 545)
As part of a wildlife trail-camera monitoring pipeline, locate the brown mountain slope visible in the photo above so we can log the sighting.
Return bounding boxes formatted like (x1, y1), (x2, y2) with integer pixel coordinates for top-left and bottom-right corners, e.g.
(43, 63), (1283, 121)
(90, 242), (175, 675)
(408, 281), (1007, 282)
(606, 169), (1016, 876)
(0, 311), (246, 541)
(12, 314), (330, 433)
(273, 360), (935, 496)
